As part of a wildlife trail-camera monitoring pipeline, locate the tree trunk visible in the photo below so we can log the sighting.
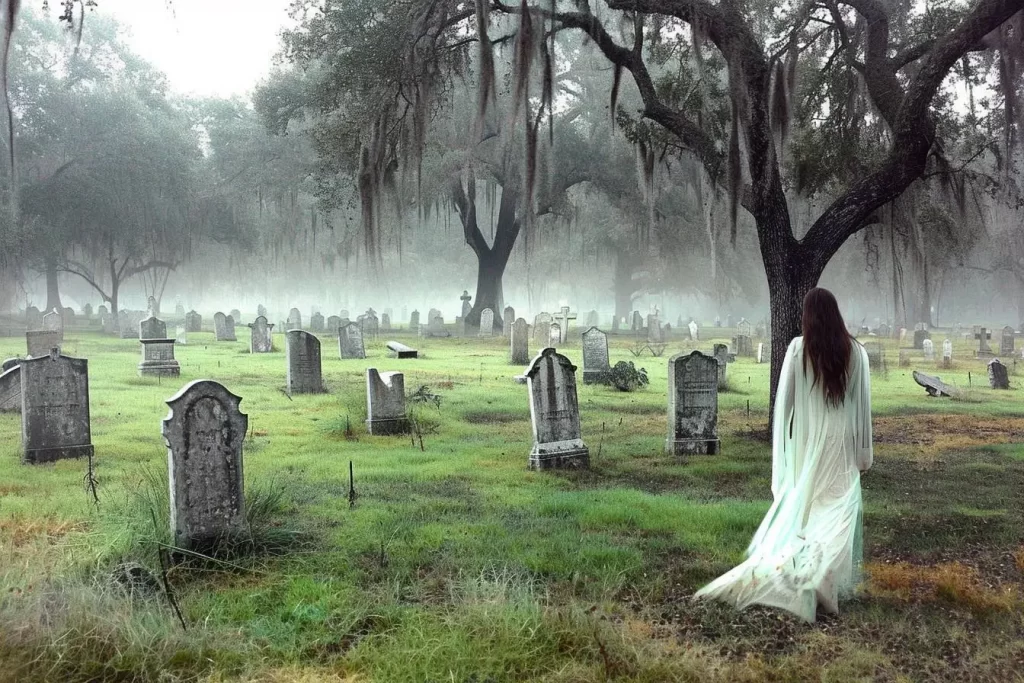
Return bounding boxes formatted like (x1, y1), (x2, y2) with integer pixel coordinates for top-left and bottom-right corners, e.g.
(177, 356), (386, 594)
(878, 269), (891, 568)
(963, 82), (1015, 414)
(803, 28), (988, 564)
(45, 257), (63, 312)
(613, 250), (637, 324)
(467, 248), (508, 330)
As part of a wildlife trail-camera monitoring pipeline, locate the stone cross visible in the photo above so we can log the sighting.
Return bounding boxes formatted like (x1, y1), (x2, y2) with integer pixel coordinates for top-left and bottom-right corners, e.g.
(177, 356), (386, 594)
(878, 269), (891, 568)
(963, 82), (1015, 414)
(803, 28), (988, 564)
(525, 348), (589, 469)
(553, 306), (577, 343)
(286, 330), (324, 394)
(581, 327), (610, 384)
(667, 350), (720, 455)
(366, 369), (409, 434)
(20, 350), (93, 464)
(460, 291), (473, 319)
(975, 327), (992, 355)
(248, 316), (274, 353)
(163, 380), (247, 551)
(510, 318), (530, 365)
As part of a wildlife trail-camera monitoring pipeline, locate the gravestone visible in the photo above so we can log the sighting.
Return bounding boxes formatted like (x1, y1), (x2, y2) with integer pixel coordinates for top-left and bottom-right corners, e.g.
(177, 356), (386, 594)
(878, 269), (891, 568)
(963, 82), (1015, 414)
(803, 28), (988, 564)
(914, 371), (958, 397)
(287, 308), (302, 330)
(688, 320), (699, 341)
(913, 329), (931, 350)
(248, 316), (274, 353)
(176, 325), (187, 345)
(257, 304), (267, 318)
(1002, 326), (1015, 355)
(120, 311), (144, 339)
(586, 310), (599, 327)
(327, 315), (341, 332)
(878, 323), (891, 339)
(365, 369), (409, 435)
(533, 313), (552, 343)
(339, 321), (366, 359)
(922, 338), (935, 361)
(340, 309), (350, 320)
(26, 306), (42, 330)
(147, 296), (159, 316)
(460, 291), (473, 319)
(230, 309), (241, 322)
(581, 327), (610, 384)
(553, 307), (577, 343)
(612, 316), (620, 332)
(424, 314), (449, 338)
(82, 303), (93, 318)
(163, 380), (247, 551)
(42, 308), (63, 335)
(26, 330), (62, 357)
(510, 318), (530, 365)
(361, 313), (380, 341)
(286, 330), (324, 394)
(942, 339), (953, 369)
(631, 311), (643, 332)
(548, 323), (561, 347)
(409, 310), (420, 333)
(737, 319), (752, 337)
(20, 350), (93, 464)
(185, 310), (202, 333)
(525, 348), (589, 469)
(732, 335), (753, 357)
(988, 359), (1010, 389)
(479, 308), (495, 337)
(61, 307), (75, 324)
(667, 350), (720, 455)
(310, 312), (325, 333)
(975, 327), (992, 356)
(175, 303), (185, 318)
(0, 363), (21, 413)
(214, 312), (231, 341)
(647, 314), (662, 343)
(865, 341), (885, 372)
(380, 313), (391, 331)
(713, 343), (730, 386)
(139, 316), (180, 377)
(756, 342), (764, 364)
(503, 306), (514, 337)
(387, 341), (418, 359)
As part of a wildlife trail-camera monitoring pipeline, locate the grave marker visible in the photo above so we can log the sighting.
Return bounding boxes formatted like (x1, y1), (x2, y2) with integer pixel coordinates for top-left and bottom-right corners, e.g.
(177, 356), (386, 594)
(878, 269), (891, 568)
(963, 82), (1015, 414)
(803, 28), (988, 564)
(525, 348), (589, 469)
(1002, 326), (1015, 355)
(366, 369), (409, 435)
(581, 327), (610, 384)
(287, 308), (302, 330)
(339, 322), (366, 359)
(185, 310), (202, 333)
(248, 316), (274, 353)
(989, 358), (1010, 389)
(510, 318), (530, 365)
(479, 308), (495, 337)
(139, 316), (180, 377)
(942, 339), (953, 369)
(975, 327), (993, 356)
(286, 330), (324, 394)
(310, 312), (325, 333)
(923, 338), (934, 361)
(386, 341), (418, 358)
(503, 306), (514, 337)
(20, 350), (93, 464)
(667, 350), (720, 455)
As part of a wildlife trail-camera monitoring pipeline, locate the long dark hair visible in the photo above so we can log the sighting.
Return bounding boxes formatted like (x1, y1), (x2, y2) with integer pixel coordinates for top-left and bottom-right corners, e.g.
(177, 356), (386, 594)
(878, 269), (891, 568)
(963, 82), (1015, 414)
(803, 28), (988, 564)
(802, 287), (853, 407)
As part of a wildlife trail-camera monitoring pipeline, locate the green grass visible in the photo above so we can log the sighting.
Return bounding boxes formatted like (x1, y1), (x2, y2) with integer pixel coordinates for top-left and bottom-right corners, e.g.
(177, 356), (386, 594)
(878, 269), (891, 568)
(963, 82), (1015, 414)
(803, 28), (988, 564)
(0, 327), (1023, 681)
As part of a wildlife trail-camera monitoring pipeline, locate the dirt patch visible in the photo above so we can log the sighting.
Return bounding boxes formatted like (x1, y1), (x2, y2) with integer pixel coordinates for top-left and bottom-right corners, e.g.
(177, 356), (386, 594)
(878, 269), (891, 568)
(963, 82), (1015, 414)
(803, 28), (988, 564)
(873, 414), (1024, 448)
(0, 518), (89, 547)
(461, 410), (525, 424)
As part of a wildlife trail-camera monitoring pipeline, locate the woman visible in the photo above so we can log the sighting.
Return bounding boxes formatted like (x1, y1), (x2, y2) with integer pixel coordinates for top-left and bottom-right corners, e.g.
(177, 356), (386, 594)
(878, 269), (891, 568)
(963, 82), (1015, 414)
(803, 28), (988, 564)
(695, 287), (873, 622)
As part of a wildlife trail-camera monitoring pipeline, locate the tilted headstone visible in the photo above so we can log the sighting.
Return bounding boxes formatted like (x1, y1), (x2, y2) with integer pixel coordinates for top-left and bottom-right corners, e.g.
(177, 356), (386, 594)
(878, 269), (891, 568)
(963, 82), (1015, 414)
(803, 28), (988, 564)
(339, 321), (366, 359)
(365, 369), (409, 435)
(287, 308), (302, 330)
(548, 323), (561, 347)
(989, 359), (1010, 389)
(26, 330), (62, 358)
(387, 341), (418, 358)
(510, 318), (530, 365)
(286, 330), (324, 394)
(0, 363), (21, 414)
(460, 290), (473, 319)
(185, 310), (202, 333)
(713, 343), (730, 386)
(941, 339), (953, 369)
(248, 316), (274, 353)
(409, 310), (420, 333)
(1001, 326), (1015, 355)
(163, 380), (247, 551)
(20, 350), (93, 464)
(310, 312), (325, 333)
(525, 348), (589, 469)
(479, 308), (495, 337)
(503, 306), (514, 337)
(581, 327), (610, 384)
(922, 338), (935, 361)
(139, 316), (180, 378)
(913, 371), (958, 397)
(667, 351), (720, 455)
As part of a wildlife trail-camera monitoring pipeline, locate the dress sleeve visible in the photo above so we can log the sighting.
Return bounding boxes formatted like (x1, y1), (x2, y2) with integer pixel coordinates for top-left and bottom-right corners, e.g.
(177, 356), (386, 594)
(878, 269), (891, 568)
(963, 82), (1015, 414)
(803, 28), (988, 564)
(771, 338), (799, 498)
(854, 344), (874, 472)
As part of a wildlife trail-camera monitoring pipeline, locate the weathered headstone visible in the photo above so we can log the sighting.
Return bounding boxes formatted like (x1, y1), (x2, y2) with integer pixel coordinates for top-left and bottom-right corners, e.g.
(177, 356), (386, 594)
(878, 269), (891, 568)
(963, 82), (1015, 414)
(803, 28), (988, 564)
(42, 308), (63, 335)
(185, 310), (202, 333)
(548, 322), (561, 347)
(525, 348), (589, 469)
(257, 304), (267, 318)
(365, 369), (409, 435)
(380, 313), (391, 331)
(667, 350), (720, 455)
(533, 313), (552, 343)
(1001, 326), (1015, 355)
(326, 315), (341, 332)
(20, 350), (93, 464)
(878, 323), (891, 339)
(424, 314), (449, 338)
(248, 316), (274, 353)
(386, 341), (418, 358)
(214, 312), (231, 341)
(941, 339), (953, 369)
(26, 306), (42, 330)
(479, 308), (495, 337)
(0, 363), (21, 413)
(737, 318), (752, 337)
(914, 371), (958, 397)
(586, 310), (599, 327)
(120, 310), (144, 339)
(975, 327), (992, 356)
(510, 318), (530, 365)
(647, 314), (662, 343)
(82, 303), (93, 318)
(865, 341), (885, 372)
(286, 330), (324, 394)
(310, 312), (325, 333)
(989, 359), (1010, 389)
(361, 313), (380, 341)
(503, 306), (514, 337)
(631, 311), (643, 332)
(913, 329), (931, 350)
(732, 335), (753, 357)
(581, 327), (610, 384)
(287, 308), (302, 330)
(339, 321), (366, 359)
(922, 338), (935, 361)
(26, 330), (62, 357)
(139, 316), (180, 377)
(409, 310), (420, 333)
(713, 343), (730, 386)
(164, 380), (247, 551)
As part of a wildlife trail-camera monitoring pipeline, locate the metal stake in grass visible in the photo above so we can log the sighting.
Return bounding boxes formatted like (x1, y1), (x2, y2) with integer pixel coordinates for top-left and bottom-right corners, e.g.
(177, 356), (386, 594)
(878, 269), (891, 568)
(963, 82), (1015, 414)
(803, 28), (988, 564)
(348, 460), (357, 508)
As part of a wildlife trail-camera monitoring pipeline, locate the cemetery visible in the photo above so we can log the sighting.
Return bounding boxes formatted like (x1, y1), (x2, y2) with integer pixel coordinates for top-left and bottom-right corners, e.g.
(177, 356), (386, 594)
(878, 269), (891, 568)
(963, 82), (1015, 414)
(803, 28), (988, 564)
(3, 0), (1024, 681)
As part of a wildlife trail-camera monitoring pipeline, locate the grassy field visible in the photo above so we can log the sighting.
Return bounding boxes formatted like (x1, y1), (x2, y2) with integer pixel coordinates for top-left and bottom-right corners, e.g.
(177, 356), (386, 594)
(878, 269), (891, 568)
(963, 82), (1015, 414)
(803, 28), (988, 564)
(1, 323), (1023, 682)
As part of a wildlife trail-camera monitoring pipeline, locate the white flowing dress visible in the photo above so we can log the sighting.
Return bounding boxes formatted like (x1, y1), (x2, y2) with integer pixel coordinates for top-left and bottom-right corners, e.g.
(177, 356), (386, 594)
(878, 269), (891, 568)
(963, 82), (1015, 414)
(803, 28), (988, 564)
(695, 336), (873, 622)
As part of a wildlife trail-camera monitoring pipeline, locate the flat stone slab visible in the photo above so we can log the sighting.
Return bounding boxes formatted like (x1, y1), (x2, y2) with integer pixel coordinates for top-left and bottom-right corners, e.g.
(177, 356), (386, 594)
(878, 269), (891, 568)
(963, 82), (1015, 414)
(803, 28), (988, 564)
(913, 371), (960, 398)
(386, 341), (418, 359)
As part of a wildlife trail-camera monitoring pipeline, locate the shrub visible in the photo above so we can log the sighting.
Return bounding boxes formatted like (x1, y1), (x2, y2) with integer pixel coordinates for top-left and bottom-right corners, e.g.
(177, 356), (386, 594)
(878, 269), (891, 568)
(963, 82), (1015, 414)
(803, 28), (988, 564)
(606, 361), (649, 392)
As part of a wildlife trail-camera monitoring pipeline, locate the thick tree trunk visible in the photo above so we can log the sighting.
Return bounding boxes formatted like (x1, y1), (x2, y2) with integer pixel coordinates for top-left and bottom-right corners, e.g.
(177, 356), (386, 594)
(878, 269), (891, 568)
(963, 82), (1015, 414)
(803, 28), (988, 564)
(467, 249), (508, 330)
(45, 257), (63, 312)
(767, 251), (823, 415)
(613, 250), (636, 324)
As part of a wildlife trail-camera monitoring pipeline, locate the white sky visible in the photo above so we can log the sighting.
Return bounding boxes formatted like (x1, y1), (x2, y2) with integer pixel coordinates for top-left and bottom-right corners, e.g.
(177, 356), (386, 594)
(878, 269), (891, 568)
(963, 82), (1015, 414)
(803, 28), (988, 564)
(71, 0), (295, 98)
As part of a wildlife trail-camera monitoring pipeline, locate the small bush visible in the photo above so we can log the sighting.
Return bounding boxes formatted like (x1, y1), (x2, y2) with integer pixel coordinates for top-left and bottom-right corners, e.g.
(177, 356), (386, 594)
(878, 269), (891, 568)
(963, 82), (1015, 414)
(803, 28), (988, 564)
(604, 361), (649, 392)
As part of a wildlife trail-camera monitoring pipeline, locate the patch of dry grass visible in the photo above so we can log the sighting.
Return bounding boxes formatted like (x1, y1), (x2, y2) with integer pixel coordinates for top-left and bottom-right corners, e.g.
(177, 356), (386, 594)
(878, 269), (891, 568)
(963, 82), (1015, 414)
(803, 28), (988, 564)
(866, 561), (1021, 614)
